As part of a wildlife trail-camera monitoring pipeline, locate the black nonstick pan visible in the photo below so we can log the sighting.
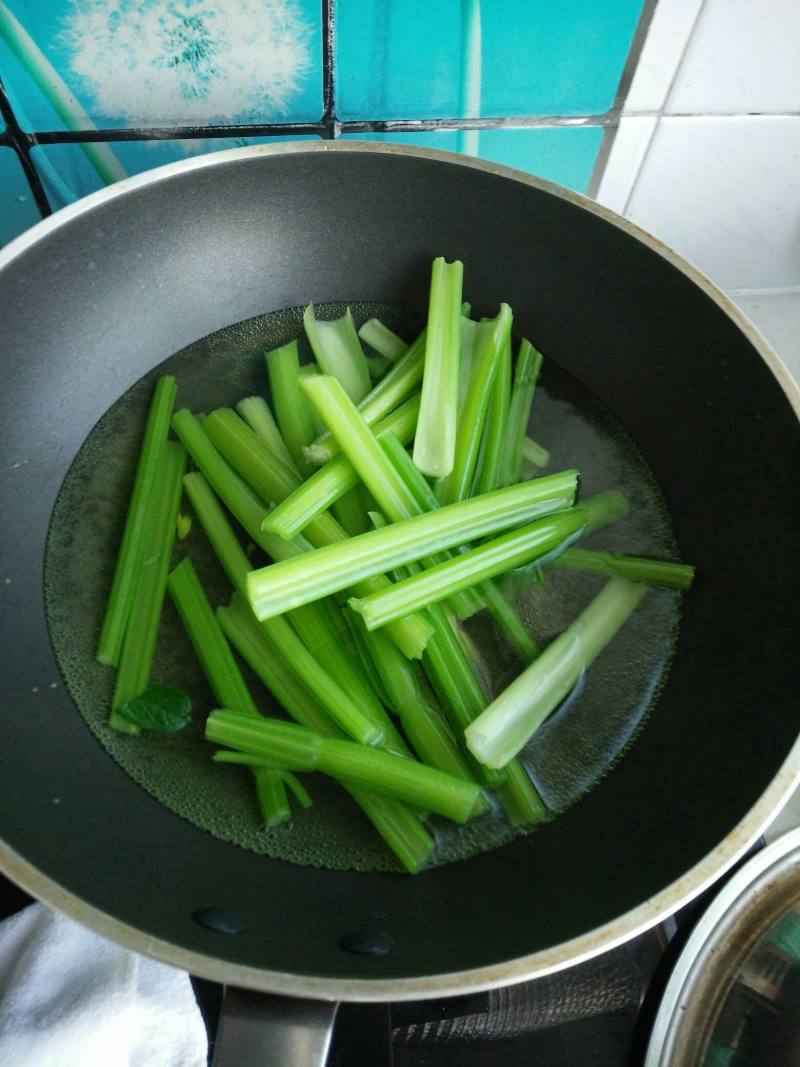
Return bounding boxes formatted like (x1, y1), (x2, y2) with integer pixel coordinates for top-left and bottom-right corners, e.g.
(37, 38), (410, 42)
(0, 143), (798, 1063)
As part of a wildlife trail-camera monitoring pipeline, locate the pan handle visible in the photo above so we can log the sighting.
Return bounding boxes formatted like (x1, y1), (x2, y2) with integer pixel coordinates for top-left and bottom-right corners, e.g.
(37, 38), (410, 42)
(212, 986), (339, 1067)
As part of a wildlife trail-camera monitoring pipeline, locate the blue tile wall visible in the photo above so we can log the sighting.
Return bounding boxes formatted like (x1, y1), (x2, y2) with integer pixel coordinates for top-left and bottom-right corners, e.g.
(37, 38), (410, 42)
(0, 146), (40, 243)
(341, 128), (604, 194)
(336, 0), (645, 120)
(0, 0), (322, 129)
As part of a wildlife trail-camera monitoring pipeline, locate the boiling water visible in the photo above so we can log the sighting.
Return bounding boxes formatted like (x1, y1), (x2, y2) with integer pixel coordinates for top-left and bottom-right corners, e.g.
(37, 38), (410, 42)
(44, 303), (683, 873)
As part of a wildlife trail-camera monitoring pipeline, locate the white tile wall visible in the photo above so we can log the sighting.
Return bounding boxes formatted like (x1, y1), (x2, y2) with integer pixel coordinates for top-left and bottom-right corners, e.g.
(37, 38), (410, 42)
(597, 0), (800, 294)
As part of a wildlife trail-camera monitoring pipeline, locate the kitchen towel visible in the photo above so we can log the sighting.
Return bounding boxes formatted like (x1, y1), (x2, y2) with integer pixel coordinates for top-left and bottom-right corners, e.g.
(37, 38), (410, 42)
(0, 902), (207, 1067)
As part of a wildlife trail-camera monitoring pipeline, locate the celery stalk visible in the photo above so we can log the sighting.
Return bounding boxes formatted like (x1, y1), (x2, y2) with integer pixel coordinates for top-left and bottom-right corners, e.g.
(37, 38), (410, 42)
(466, 578), (647, 767)
(474, 331), (512, 495)
(413, 257), (464, 477)
(550, 549), (695, 589)
(500, 339), (543, 486)
(110, 441), (186, 732)
(236, 396), (298, 475)
(304, 306), (371, 402)
(358, 319), (407, 361)
(266, 340), (316, 477)
(97, 376), (177, 666)
(523, 436), (550, 471)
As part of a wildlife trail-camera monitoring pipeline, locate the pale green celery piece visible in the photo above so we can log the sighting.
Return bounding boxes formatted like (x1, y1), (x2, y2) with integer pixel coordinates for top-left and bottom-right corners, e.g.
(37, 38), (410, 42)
(500, 339), (543, 486)
(466, 578), (647, 768)
(194, 406), (431, 660)
(439, 304), (512, 506)
(304, 305), (371, 402)
(457, 315), (478, 411)
(266, 340), (316, 476)
(413, 257), (464, 477)
(523, 436), (551, 471)
(306, 328), (427, 465)
(110, 441), (186, 733)
(496, 762), (548, 827)
(97, 376), (177, 667)
(236, 395), (298, 475)
(206, 711), (481, 824)
(0, 3), (126, 185)
(181, 461), (395, 736)
(298, 364), (328, 437)
(281, 772), (312, 809)
(247, 468), (578, 620)
(263, 395), (420, 541)
(332, 484), (370, 536)
(366, 355), (391, 381)
(474, 332), (512, 495)
(358, 319), (407, 361)
(217, 598), (432, 872)
(551, 549), (695, 590)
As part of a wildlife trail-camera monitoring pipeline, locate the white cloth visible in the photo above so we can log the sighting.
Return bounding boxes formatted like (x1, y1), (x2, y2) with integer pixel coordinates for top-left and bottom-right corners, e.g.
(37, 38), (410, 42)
(0, 903), (207, 1067)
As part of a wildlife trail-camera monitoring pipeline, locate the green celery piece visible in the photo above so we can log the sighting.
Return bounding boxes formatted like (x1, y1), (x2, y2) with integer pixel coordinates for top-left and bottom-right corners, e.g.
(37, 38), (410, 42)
(181, 465), (395, 747)
(349, 492), (627, 630)
(247, 463), (578, 620)
(266, 340), (316, 477)
(358, 319), (408, 362)
(332, 484), (370, 536)
(281, 771), (312, 809)
(198, 407), (431, 660)
(236, 395), (298, 475)
(298, 364), (328, 437)
(304, 305), (371, 402)
(457, 315), (478, 411)
(167, 554), (292, 827)
(97, 375), (177, 666)
(466, 578), (647, 768)
(207, 711), (481, 824)
(523, 436), (550, 471)
(551, 548), (695, 589)
(413, 257), (464, 477)
(500, 339), (543, 486)
(217, 592), (432, 872)
(474, 332), (512, 495)
(110, 440), (186, 733)
(439, 305), (512, 506)
(306, 328), (427, 465)
(497, 761), (548, 827)
(167, 556), (259, 716)
(263, 395), (420, 541)
(366, 354), (391, 380)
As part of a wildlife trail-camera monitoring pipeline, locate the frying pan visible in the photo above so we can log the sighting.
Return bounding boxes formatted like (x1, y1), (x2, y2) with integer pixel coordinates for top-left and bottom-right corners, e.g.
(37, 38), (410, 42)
(1, 143), (799, 1063)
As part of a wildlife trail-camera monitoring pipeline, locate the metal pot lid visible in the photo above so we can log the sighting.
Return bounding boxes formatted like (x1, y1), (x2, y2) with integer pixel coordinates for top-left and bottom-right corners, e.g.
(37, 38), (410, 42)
(646, 827), (800, 1066)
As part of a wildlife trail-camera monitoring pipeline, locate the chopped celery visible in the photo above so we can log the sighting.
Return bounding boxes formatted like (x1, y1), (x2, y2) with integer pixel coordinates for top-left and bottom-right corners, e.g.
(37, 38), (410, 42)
(304, 305), (371, 402)
(523, 436), (550, 471)
(358, 318), (408, 361)
(266, 340), (316, 477)
(110, 441), (186, 732)
(253, 770), (291, 826)
(236, 395), (298, 474)
(305, 329), (426, 465)
(466, 578), (647, 767)
(247, 470), (578, 620)
(439, 304), (512, 506)
(500, 339), (543, 486)
(206, 711), (481, 824)
(349, 493), (625, 630)
(474, 332), (511, 495)
(298, 364), (328, 437)
(413, 257), (464, 477)
(97, 375), (177, 666)
(551, 548), (695, 590)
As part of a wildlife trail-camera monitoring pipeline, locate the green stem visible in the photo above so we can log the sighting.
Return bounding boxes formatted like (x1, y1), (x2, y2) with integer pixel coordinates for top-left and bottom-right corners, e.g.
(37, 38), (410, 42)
(439, 305), (512, 505)
(266, 340), (316, 477)
(110, 441), (186, 732)
(466, 578), (647, 767)
(413, 257), (464, 477)
(358, 319), (407, 361)
(247, 468), (578, 620)
(304, 306), (371, 402)
(0, 2), (126, 185)
(281, 771), (312, 809)
(550, 548), (695, 590)
(474, 331), (512, 495)
(253, 769), (291, 826)
(500, 339), (543, 486)
(523, 436), (550, 471)
(236, 395), (299, 474)
(305, 329), (426, 465)
(207, 711), (481, 824)
(97, 376), (177, 667)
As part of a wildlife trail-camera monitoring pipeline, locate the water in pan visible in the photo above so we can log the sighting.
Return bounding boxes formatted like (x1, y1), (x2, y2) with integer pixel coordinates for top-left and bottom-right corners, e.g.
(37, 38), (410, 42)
(44, 302), (682, 873)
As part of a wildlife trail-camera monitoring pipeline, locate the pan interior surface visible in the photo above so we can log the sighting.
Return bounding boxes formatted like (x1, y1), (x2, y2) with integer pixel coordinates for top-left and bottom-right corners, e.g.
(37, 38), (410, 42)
(44, 300), (682, 873)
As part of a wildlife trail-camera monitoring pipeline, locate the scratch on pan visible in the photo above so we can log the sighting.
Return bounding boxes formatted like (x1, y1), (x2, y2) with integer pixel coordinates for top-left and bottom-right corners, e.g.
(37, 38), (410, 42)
(63, 0), (312, 124)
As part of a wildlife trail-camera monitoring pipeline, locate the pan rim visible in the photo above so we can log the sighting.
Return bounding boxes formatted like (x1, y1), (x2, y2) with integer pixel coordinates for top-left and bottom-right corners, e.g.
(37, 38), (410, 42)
(1, 140), (798, 1000)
